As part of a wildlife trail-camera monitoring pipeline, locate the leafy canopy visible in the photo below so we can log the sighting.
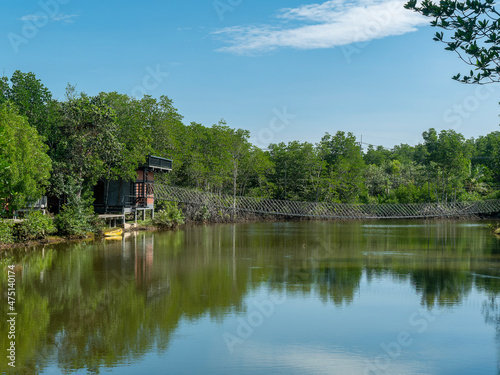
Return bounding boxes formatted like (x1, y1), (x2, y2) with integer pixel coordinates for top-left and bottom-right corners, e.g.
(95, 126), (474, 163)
(0, 103), (52, 212)
(405, 0), (500, 84)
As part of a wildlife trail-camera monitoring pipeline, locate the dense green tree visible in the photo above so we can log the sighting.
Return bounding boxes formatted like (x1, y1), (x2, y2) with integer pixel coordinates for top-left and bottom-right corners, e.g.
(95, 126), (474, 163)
(422, 128), (439, 160)
(318, 132), (365, 203)
(0, 103), (52, 213)
(176, 122), (222, 190)
(221, 125), (252, 202)
(364, 164), (390, 199)
(0, 123), (11, 208)
(49, 93), (122, 199)
(2, 68), (499, 211)
(0, 71), (57, 139)
(363, 158), (430, 203)
(473, 131), (500, 186)
(464, 164), (491, 195)
(149, 95), (185, 157)
(268, 141), (323, 201)
(99, 92), (154, 177)
(392, 143), (417, 164)
(423, 128), (473, 201)
(0, 76), (9, 103)
(473, 132), (500, 166)
(103, 93), (185, 166)
(238, 146), (274, 197)
(364, 145), (392, 166)
(100, 93), (188, 194)
(169, 121), (265, 197)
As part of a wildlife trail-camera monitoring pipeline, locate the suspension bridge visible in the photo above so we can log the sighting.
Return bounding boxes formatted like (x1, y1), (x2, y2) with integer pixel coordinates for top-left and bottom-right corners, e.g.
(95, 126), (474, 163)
(152, 184), (500, 219)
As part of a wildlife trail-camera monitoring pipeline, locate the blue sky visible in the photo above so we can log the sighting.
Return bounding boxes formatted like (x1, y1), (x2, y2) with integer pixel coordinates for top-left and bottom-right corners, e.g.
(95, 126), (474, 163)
(1, 0), (499, 150)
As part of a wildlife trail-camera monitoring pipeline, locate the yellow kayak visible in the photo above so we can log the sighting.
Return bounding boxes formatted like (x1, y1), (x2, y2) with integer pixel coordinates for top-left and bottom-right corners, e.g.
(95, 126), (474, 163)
(104, 228), (123, 237)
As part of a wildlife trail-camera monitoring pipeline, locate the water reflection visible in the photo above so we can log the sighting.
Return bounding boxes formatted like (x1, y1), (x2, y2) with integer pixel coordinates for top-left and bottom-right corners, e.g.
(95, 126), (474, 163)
(1, 220), (500, 374)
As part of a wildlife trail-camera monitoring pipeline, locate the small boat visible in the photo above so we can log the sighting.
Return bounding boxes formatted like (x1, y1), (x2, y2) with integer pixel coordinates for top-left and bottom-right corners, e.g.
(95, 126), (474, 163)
(104, 228), (123, 237)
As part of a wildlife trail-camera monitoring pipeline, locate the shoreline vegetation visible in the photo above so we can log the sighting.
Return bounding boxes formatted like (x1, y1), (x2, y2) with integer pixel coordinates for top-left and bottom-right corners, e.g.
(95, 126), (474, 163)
(2, 70), (500, 249)
(0, 209), (266, 251)
(2, 202), (498, 251)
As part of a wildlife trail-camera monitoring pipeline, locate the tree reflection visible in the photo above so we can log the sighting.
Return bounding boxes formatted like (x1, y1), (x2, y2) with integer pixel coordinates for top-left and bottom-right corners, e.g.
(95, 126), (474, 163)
(410, 269), (473, 307)
(0, 229), (253, 374)
(1, 220), (500, 373)
(481, 295), (500, 375)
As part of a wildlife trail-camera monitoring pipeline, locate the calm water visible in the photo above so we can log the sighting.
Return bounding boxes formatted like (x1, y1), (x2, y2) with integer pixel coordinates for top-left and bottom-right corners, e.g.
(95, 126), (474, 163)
(2, 220), (500, 374)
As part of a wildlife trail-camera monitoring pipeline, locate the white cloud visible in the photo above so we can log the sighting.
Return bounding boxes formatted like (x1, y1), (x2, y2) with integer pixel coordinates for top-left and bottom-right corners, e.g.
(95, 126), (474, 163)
(20, 14), (48, 22)
(19, 13), (78, 24)
(51, 14), (79, 23)
(234, 343), (427, 375)
(213, 0), (428, 55)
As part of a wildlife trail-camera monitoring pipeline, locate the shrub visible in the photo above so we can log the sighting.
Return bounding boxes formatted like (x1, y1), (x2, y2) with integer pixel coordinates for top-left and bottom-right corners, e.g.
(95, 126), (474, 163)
(135, 219), (154, 227)
(55, 205), (94, 237)
(55, 194), (101, 237)
(0, 220), (14, 244)
(197, 204), (210, 222)
(16, 211), (56, 241)
(154, 202), (185, 229)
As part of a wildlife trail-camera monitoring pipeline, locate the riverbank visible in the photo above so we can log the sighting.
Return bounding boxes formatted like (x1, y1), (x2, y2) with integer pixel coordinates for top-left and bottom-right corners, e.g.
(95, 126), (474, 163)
(0, 212), (308, 250)
(2, 213), (498, 251)
(0, 220), (161, 251)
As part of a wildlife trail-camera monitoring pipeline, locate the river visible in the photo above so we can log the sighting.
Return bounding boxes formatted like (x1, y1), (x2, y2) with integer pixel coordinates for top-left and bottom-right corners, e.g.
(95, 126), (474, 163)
(1, 220), (500, 374)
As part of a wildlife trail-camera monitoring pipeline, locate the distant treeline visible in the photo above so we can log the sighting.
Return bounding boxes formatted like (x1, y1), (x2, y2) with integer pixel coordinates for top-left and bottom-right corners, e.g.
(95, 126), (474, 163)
(1, 70), (499, 215)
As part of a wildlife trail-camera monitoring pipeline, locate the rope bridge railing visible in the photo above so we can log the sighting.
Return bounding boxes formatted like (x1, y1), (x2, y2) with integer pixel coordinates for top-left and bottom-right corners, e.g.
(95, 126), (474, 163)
(151, 184), (500, 219)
